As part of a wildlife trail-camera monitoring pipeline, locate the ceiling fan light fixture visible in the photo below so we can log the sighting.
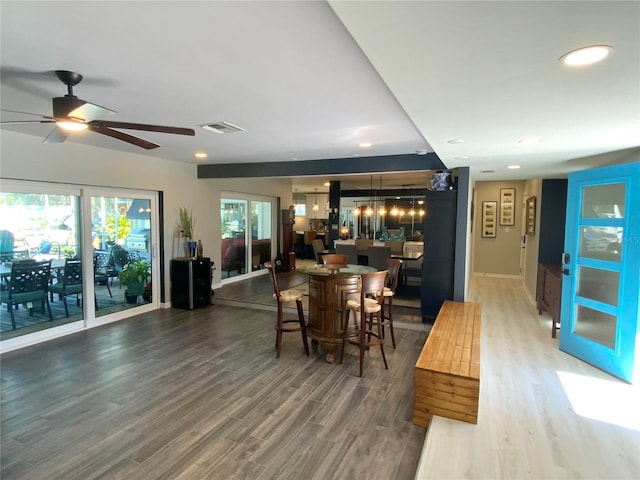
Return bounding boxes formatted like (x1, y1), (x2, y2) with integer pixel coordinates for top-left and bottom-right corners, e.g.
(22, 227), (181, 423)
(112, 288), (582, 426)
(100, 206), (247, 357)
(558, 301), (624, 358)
(56, 121), (88, 131)
(560, 45), (614, 66)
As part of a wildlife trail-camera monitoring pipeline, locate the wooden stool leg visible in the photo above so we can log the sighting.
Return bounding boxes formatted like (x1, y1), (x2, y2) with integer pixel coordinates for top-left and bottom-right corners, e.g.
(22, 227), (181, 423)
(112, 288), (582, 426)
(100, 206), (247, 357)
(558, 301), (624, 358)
(388, 297), (396, 348)
(297, 299), (309, 355)
(339, 309), (350, 364)
(276, 302), (284, 358)
(359, 314), (366, 377)
(377, 311), (388, 370)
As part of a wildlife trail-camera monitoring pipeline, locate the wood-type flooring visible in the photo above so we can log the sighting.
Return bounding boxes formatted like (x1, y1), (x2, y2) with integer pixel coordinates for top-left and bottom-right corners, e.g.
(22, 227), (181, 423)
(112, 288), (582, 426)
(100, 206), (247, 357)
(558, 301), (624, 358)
(1, 268), (429, 480)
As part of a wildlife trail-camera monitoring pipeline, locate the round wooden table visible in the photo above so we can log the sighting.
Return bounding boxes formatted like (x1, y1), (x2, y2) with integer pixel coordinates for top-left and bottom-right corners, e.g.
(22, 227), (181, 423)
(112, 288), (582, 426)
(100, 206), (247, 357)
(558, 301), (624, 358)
(298, 264), (376, 363)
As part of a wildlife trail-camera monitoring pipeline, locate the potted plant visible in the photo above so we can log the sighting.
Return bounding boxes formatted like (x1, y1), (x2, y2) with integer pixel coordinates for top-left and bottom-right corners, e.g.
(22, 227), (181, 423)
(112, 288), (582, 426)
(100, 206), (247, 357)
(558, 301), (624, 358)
(118, 259), (150, 304)
(178, 207), (197, 256)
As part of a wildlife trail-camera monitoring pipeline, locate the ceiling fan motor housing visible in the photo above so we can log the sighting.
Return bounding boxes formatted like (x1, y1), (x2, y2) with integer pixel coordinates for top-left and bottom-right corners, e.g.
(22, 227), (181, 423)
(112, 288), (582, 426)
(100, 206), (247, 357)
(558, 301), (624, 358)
(52, 96), (86, 120)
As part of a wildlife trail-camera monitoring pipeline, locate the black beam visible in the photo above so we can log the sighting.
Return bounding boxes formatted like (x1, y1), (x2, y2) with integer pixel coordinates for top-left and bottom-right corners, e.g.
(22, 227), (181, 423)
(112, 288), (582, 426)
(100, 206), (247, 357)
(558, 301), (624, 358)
(197, 153), (445, 179)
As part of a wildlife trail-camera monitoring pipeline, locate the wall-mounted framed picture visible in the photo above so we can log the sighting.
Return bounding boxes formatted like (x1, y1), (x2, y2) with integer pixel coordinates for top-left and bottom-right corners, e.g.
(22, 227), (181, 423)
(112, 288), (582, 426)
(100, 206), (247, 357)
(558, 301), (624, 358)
(526, 196), (537, 235)
(499, 188), (516, 226)
(482, 201), (497, 238)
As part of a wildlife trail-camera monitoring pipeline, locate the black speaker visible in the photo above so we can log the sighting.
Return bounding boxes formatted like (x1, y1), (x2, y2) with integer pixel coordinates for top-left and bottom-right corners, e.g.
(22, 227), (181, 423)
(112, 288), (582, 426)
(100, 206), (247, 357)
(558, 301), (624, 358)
(170, 258), (211, 309)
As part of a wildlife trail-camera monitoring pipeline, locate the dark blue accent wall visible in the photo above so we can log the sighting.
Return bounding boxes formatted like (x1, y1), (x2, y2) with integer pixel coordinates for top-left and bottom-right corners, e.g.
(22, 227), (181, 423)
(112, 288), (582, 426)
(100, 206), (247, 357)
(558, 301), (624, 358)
(539, 179), (568, 265)
(197, 153), (446, 178)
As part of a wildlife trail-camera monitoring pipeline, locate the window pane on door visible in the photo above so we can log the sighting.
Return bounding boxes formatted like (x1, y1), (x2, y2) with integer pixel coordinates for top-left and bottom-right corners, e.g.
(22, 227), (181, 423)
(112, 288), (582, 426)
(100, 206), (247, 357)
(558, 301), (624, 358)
(250, 200), (272, 271)
(221, 199), (248, 278)
(92, 196), (152, 316)
(573, 305), (617, 349)
(1, 190), (83, 339)
(577, 266), (619, 306)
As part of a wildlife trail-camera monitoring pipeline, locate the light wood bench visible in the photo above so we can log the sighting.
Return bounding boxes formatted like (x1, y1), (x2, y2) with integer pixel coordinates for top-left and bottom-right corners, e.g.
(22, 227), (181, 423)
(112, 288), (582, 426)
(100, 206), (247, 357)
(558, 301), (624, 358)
(413, 300), (481, 426)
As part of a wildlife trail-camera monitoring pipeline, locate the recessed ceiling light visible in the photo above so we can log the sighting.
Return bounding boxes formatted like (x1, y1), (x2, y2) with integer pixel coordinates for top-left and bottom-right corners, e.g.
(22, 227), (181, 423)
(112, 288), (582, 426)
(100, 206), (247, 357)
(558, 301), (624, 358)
(480, 170), (495, 174)
(518, 137), (542, 146)
(447, 139), (464, 144)
(508, 165), (521, 170)
(324, 182), (330, 187)
(194, 152), (208, 159)
(454, 155), (469, 160)
(560, 45), (614, 66)
(359, 142), (372, 148)
(415, 149), (428, 155)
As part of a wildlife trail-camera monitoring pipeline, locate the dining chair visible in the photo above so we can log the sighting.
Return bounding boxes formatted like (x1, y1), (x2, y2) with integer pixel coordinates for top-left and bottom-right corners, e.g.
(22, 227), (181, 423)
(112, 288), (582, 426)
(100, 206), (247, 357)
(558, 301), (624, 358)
(354, 238), (373, 253)
(335, 244), (359, 265)
(321, 254), (348, 267)
(380, 258), (403, 348)
(303, 230), (316, 259)
(400, 259), (423, 287)
(385, 240), (404, 255)
(367, 246), (391, 271)
(0, 259), (53, 329)
(93, 251), (114, 298)
(0, 229), (15, 262)
(265, 261), (309, 358)
(312, 239), (327, 264)
(48, 258), (83, 317)
(339, 269), (388, 377)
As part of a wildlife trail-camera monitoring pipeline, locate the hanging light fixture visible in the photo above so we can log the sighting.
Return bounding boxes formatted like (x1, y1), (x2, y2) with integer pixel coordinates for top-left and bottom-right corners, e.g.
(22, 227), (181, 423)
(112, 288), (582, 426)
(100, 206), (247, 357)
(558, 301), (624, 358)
(312, 188), (319, 212)
(408, 185), (416, 217)
(377, 175), (386, 216)
(365, 175), (374, 216)
(352, 201), (360, 216)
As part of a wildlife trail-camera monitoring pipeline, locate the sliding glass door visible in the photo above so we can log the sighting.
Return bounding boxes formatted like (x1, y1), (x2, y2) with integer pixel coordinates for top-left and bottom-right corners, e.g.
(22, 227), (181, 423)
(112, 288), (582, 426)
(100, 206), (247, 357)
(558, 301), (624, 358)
(220, 194), (274, 281)
(0, 182), (82, 340)
(89, 193), (155, 318)
(0, 180), (158, 344)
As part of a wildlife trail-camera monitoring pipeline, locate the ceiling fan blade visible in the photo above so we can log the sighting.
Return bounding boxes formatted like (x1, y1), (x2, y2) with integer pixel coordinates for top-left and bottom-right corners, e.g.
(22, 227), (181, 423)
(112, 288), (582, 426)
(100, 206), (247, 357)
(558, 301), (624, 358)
(89, 125), (160, 150)
(1, 108), (54, 120)
(0, 120), (56, 125)
(67, 102), (116, 123)
(89, 120), (195, 136)
(43, 127), (69, 144)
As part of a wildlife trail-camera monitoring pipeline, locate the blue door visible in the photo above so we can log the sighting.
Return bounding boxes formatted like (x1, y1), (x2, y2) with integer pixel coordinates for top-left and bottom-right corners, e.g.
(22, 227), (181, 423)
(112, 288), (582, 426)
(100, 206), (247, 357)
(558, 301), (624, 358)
(560, 162), (640, 382)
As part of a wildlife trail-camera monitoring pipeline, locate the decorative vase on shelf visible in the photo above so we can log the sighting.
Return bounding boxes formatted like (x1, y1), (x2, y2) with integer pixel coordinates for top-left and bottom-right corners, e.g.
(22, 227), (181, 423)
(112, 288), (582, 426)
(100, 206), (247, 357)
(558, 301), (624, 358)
(187, 240), (197, 258)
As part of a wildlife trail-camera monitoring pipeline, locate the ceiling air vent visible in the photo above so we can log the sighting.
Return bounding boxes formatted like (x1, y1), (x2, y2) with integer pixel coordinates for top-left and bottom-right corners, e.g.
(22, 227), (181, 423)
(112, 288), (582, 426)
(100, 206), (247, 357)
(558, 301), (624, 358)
(199, 122), (246, 134)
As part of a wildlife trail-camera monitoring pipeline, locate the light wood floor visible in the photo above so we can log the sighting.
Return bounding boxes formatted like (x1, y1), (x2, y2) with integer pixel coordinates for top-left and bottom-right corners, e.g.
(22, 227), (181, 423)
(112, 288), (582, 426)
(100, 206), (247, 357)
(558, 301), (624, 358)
(416, 275), (640, 480)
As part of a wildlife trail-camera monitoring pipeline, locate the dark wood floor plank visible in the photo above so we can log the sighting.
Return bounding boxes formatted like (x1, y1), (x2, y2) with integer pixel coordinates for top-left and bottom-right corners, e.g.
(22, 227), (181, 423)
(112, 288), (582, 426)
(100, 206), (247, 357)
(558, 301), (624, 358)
(1, 276), (428, 480)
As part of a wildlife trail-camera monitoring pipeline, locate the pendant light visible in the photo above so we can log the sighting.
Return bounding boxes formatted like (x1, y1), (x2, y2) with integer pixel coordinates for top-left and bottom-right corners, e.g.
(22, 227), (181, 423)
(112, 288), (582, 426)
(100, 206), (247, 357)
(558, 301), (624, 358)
(312, 188), (319, 212)
(378, 175), (386, 216)
(365, 175), (373, 216)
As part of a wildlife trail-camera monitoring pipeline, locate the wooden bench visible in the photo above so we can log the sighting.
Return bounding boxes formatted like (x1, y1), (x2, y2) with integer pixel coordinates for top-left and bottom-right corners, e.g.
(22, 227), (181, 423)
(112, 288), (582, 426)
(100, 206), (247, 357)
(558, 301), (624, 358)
(413, 300), (481, 426)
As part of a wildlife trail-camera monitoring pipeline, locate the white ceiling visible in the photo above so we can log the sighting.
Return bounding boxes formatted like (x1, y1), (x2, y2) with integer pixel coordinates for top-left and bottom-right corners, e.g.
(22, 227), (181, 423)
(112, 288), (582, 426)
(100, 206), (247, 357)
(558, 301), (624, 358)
(1, 1), (638, 193)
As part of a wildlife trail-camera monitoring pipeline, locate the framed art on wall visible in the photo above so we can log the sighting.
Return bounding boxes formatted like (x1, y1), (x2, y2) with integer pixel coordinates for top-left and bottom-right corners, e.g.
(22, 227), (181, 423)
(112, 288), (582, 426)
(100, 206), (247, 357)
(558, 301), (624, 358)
(500, 188), (516, 226)
(526, 196), (537, 235)
(482, 201), (497, 238)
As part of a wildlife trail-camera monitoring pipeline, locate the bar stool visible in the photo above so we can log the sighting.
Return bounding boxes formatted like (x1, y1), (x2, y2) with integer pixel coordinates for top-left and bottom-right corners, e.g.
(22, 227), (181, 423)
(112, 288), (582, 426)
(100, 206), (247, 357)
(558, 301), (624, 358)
(265, 261), (309, 358)
(380, 258), (403, 348)
(340, 270), (388, 377)
(303, 230), (316, 259)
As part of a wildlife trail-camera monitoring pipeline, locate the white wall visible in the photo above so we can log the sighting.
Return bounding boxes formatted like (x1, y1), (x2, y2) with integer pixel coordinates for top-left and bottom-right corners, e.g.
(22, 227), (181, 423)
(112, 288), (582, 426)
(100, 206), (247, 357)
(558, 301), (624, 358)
(522, 179), (542, 303)
(0, 130), (293, 296)
(473, 180), (526, 276)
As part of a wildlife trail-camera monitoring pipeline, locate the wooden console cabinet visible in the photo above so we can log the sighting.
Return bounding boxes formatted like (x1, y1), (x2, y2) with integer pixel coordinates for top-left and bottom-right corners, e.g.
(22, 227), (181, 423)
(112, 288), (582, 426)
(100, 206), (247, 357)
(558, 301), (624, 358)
(536, 263), (562, 338)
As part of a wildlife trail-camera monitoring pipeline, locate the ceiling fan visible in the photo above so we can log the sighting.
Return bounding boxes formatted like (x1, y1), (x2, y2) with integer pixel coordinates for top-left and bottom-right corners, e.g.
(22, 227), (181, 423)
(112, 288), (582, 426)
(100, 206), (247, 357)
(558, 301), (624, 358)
(0, 70), (195, 149)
